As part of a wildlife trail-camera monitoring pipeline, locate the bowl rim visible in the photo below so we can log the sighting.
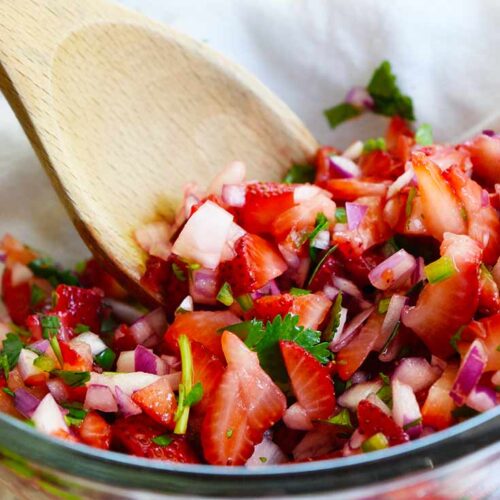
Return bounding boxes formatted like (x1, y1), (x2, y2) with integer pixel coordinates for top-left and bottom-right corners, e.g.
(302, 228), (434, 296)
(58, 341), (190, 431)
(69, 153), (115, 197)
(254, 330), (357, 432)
(0, 406), (499, 497)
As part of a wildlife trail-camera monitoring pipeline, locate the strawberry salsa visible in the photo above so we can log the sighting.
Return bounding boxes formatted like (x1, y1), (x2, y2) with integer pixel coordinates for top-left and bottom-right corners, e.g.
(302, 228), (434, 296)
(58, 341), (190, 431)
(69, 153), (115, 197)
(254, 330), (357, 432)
(1, 62), (499, 466)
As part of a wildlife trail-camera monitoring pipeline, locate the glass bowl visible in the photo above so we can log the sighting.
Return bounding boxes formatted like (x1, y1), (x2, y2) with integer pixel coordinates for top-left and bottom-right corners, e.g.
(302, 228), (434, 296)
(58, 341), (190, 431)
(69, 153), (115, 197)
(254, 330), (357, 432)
(0, 407), (498, 499)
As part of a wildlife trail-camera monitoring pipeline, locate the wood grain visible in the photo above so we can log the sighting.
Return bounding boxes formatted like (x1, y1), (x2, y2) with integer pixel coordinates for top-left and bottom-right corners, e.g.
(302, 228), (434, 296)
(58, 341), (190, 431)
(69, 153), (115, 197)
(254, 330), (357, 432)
(0, 0), (318, 305)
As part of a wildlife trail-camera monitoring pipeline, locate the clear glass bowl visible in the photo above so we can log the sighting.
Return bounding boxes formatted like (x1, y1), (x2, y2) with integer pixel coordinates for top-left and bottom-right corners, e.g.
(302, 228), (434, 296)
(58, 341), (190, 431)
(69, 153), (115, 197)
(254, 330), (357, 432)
(0, 407), (498, 499)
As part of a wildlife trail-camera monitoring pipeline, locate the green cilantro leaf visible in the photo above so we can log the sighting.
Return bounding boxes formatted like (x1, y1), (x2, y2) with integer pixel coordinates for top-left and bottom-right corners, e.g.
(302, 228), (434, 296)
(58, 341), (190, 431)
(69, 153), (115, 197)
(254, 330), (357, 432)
(415, 123), (433, 145)
(28, 258), (79, 287)
(52, 370), (90, 387)
(224, 319), (264, 343)
(40, 315), (61, 339)
(2, 387), (14, 397)
(1, 333), (24, 376)
(171, 263), (186, 282)
(363, 137), (386, 152)
(450, 326), (464, 352)
(30, 284), (45, 306)
(74, 324), (90, 334)
(323, 293), (343, 342)
(152, 434), (174, 447)
(216, 282), (234, 307)
(289, 288), (311, 297)
(282, 164), (316, 184)
(324, 103), (362, 129)
(184, 381), (203, 406)
(324, 408), (353, 429)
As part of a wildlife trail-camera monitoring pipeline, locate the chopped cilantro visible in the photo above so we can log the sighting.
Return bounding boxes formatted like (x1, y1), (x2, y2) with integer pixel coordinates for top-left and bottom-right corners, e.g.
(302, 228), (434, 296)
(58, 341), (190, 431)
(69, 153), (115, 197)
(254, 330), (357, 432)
(49, 335), (63, 366)
(2, 387), (14, 397)
(216, 282), (234, 307)
(380, 321), (400, 357)
(376, 384), (392, 408)
(289, 288), (311, 297)
(323, 293), (343, 342)
(324, 408), (353, 429)
(324, 102), (362, 129)
(30, 284), (45, 306)
(363, 137), (386, 152)
(405, 187), (417, 219)
(450, 326), (464, 352)
(28, 257), (79, 286)
(223, 319), (264, 341)
(40, 315), (61, 339)
(184, 382), (203, 406)
(101, 316), (118, 334)
(235, 294), (253, 312)
(74, 324), (90, 334)
(53, 370), (90, 387)
(172, 263), (186, 282)
(259, 456), (268, 463)
(377, 298), (391, 314)
(0, 333), (24, 377)
(379, 372), (390, 385)
(307, 213), (329, 246)
(335, 207), (347, 224)
(282, 164), (316, 184)
(415, 123), (433, 146)
(307, 245), (337, 288)
(0, 354), (9, 379)
(62, 403), (87, 425)
(226, 428), (233, 439)
(152, 434), (174, 447)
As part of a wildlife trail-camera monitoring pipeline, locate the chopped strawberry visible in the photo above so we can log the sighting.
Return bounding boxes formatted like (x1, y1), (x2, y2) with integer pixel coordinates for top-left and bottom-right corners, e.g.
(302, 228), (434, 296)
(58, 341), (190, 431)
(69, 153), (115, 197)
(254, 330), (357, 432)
(402, 234), (482, 358)
(446, 166), (500, 264)
(352, 196), (392, 250)
(357, 399), (409, 446)
(478, 265), (500, 315)
(164, 310), (240, 358)
(463, 134), (500, 186)
(53, 285), (104, 333)
(219, 234), (287, 296)
(0, 389), (22, 419)
(422, 364), (458, 430)
(336, 311), (383, 381)
(59, 340), (92, 371)
(239, 182), (295, 234)
(1, 267), (31, 325)
(280, 340), (335, 420)
(112, 414), (199, 463)
(79, 258), (128, 300)
(423, 144), (472, 173)
(463, 314), (500, 371)
(411, 153), (467, 241)
(359, 150), (401, 180)
(113, 324), (138, 352)
(385, 116), (415, 165)
(191, 341), (225, 414)
(79, 411), (111, 450)
(252, 294), (294, 323)
(289, 292), (332, 330)
(315, 146), (339, 185)
(201, 331), (286, 465)
(325, 178), (388, 202)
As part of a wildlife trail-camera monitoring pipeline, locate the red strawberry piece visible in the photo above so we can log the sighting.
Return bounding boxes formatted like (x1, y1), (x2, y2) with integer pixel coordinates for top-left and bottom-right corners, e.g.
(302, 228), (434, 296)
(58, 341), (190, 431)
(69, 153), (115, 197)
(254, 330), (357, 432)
(315, 146), (339, 185)
(79, 411), (112, 450)
(252, 294), (294, 323)
(385, 116), (415, 166)
(240, 182), (295, 234)
(325, 178), (388, 202)
(131, 377), (177, 429)
(308, 253), (343, 292)
(289, 292), (332, 330)
(79, 258), (128, 300)
(357, 399), (409, 446)
(478, 265), (500, 315)
(354, 196), (392, 250)
(280, 340), (335, 420)
(463, 133), (500, 186)
(191, 340), (225, 414)
(336, 311), (384, 381)
(112, 414), (199, 463)
(219, 234), (287, 296)
(1, 267), (31, 325)
(273, 423), (304, 455)
(113, 324), (138, 352)
(59, 340), (92, 371)
(164, 310), (240, 358)
(201, 331), (286, 465)
(53, 284), (104, 333)
(402, 233), (482, 358)
(463, 314), (500, 371)
(359, 150), (401, 180)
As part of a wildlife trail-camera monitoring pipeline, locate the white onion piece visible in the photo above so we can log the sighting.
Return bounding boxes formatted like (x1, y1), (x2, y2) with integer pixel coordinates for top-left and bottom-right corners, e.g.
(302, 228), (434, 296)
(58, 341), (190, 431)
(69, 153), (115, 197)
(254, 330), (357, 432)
(115, 386), (142, 417)
(32, 394), (69, 436)
(366, 393), (391, 416)
(330, 306), (374, 352)
(391, 379), (422, 438)
(387, 167), (415, 199)
(246, 438), (287, 466)
(84, 384), (118, 413)
(393, 357), (441, 393)
(378, 295), (407, 348)
(172, 200), (234, 269)
(208, 161), (246, 195)
(220, 223), (247, 262)
(337, 380), (383, 411)
(342, 140), (364, 160)
(345, 202), (368, 231)
(331, 276), (364, 301)
(176, 296), (194, 313)
(221, 184), (246, 207)
(103, 299), (144, 324)
(329, 156), (361, 179)
(17, 349), (45, 383)
(283, 402), (313, 431)
(46, 379), (69, 403)
(67, 340), (93, 370)
(134, 221), (172, 260)
(450, 339), (487, 406)
(311, 230), (330, 250)
(88, 372), (160, 397)
(76, 332), (107, 356)
(368, 249), (417, 290)
(116, 351), (135, 373)
(465, 385), (497, 412)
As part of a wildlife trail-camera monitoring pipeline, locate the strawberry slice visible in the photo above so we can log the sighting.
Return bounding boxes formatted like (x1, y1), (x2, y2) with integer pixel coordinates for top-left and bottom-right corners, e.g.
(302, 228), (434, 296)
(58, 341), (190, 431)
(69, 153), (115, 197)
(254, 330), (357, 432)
(359, 150), (401, 180)
(463, 314), (500, 371)
(385, 116), (414, 166)
(446, 166), (500, 265)
(478, 265), (500, 315)
(240, 182), (295, 234)
(325, 178), (388, 202)
(164, 310), (240, 358)
(219, 234), (287, 296)
(463, 133), (500, 186)
(336, 311), (383, 381)
(402, 233), (482, 358)
(79, 259), (127, 300)
(79, 411), (111, 450)
(53, 284), (104, 333)
(422, 364), (458, 430)
(1, 267), (31, 325)
(280, 340), (335, 420)
(411, 153), (467, 241)
(289, 292), (332, 330)
(191, 341), (225, 414)
(112, 414), (199, 462)
(131, 377), (177, 429)
(253, 294), (294, 323)
(201, 331), (286, 465)
(315, 146), (339, 185)
(357, 399), (409, 446)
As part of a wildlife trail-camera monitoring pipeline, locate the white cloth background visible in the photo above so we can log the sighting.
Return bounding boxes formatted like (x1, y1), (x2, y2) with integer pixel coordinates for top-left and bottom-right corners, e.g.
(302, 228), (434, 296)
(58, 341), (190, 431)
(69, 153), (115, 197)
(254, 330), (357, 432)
(2, 0), (500, 263)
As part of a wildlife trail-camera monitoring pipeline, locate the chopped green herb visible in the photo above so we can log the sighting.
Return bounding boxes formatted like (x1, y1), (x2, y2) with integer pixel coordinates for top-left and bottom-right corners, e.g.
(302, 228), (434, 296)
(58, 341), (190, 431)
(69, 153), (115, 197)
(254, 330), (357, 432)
(259, 456), (268, 463)
(367, 61), (415, 120)
(324, 408), (353, 429)
(425, 255), (456, 284)
(450, 326), (464, 352)
(223, 319), (263, 340)
(0, 354), (9, 379)
(415, 123), (433, 146)
(234, 294), (252, 312)
(361, 432), (389, 453)
(405, 187), (417, 219)
(1, 333), (24, 373)
(307, 245), (337, 288)
(185, 382), (203, 407)
(49, 335), (63, 366)
(33, 354), (55, 372)
(379, 372), (390, 385)
(307, 213), (329, 244)
(377, 298), (391, 314)
(52, 370), (90, 387)
(172, 263), (186, 282)
(40, 315), (61, 339)
(30, 284), (45, 306)
(152, 434), (174, 447)
(226, 428), (233, 439)
(323, 293), (343, 342)
(174, 335), (194, 435)
(335, 207), (347, 224)
(363, 137), (386, 152)
(2, 387), (14, 397)
(282, 164), (316, 184)
(403, 417), (422, 431)
(28, 258), (79, 286)
(74, 324), (90, 334)
(216, 282), (234, 307)
(376, 384), (392, 407)
(62, 403), (88, 426)
(94, 348), (116, 371)
(289, 288), (311, 297)
(380, 321), (400, 358)
(101, 316), (118, 334)
(324, 102), (362, 129)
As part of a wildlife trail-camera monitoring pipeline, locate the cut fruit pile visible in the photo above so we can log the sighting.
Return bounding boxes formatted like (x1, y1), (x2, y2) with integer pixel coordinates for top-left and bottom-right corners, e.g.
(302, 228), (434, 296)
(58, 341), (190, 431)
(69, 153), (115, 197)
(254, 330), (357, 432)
(1, 63), (499, 466)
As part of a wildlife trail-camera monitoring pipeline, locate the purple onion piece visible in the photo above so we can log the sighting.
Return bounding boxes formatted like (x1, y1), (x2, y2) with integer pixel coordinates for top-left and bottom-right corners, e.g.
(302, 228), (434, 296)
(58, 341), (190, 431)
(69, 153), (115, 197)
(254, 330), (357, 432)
(465, 385), (497, 412)
(29, 339), (50, 353)
(14, 389), (41, 418)
(84, 384), (118, 413)
(329, 156), (361, 179)
(482, 129), (495, 137)
(345, 86), (374, 109)
(345, 202), (368, 231)
(257, 279), (280, 296)
(115, 386), (142, 417)
(189, 268), (218, 304)
(368, 249), (417, 291)
(135, 345), (159, 374)
(393, 357), (441, 393)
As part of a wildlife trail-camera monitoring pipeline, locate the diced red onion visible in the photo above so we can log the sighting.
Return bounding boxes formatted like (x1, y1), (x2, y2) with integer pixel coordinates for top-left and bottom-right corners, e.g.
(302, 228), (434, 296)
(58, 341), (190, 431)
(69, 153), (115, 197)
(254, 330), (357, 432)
(32, 394), (69, 435)
(84, 384), (118, 413)
(278, 244), (300, 269)
(311, 230), (330, 250)
(387, 167), (415, 199)
(89, 372), (160, 396)
(246, 438), (287, 466)
(134, 345), (167, 375)
(482, 129), (495, 137)
(322, 285), (339, 301)
(208, 161), (246, 195)
(115, 386), (142, 417)
(161, 355), (181, 373)
(29, 339), (50, 353)
(465, 385), (497, 412)
(47, 379), (69, 403)
(391, 379), (422, 439)
(189, 268), (218, 305)
(129, 308), (167, 346)
(331, 276), (364, 301)
(342, 140), (364, 161)
(330, 306), (374, 352)
(346, 202), (368, 231)
(329, 156), (361, 179)
(411, 257), (425, 285)
(14, 389), (40, 418)
(450, 339), (487, 406)
(368, 249), (417, 291)
(221, 184), (246, 207)
(337, 379), (383, 411)
(366, 393), (391, 416)
(283, 402), (313, 431)
(378, 295), (407, 349)
(345, 86), (374, 109)
(10, 263), (33, 287)
(393, 357), (441, 393)
(257, 280), (280, 297)
(351, 371), (368, 385)
(103, 298), (144, 324)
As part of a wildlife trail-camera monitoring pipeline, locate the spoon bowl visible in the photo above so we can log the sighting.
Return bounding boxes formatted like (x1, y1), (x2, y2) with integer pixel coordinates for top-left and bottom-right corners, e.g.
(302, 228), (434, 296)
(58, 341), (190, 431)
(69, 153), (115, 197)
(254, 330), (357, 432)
(0, 0), (317, 304)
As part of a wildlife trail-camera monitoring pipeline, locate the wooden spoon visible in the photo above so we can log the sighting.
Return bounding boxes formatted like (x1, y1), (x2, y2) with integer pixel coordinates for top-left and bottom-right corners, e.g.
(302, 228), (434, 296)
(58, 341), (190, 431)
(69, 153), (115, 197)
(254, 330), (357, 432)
(0, 0), (318, 305)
